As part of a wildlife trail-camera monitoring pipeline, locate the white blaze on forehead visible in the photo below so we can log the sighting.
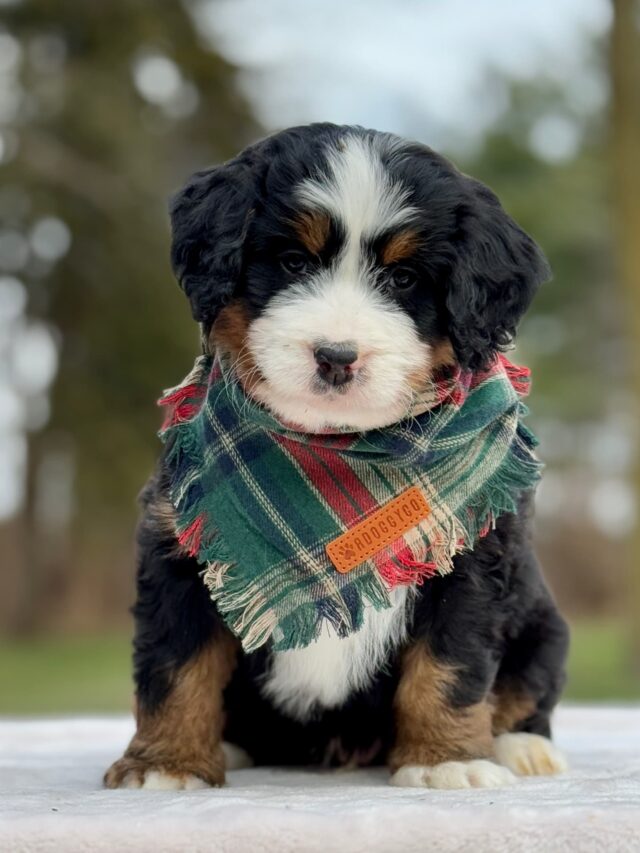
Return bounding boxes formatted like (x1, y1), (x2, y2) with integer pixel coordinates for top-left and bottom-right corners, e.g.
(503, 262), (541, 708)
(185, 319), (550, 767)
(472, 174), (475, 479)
(296, 134), (416, 243)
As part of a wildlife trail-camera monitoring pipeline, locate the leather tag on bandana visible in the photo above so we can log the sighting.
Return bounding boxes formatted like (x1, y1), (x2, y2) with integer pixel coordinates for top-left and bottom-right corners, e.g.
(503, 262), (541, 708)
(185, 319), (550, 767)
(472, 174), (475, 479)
(326, 486), (431, 574)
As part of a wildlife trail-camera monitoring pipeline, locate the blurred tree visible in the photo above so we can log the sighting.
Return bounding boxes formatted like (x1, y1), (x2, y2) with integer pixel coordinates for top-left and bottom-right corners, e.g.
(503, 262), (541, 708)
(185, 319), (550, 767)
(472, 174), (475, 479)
(455, 70), (631, 618)
(458, 76), (614, 422)
(0, 0), (260, 634)
(610, 0), (640, 665)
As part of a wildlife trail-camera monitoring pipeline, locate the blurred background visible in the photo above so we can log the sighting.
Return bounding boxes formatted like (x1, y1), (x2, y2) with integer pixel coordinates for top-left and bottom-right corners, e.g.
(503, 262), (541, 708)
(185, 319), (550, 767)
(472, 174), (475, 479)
(1, 0), (639, 713)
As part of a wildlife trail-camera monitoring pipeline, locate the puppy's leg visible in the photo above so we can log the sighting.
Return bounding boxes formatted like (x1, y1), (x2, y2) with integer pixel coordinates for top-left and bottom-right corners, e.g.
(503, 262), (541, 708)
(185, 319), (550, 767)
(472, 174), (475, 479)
(104, 479), (238, 790)
(492, 599), (569, 777)
(105, 634), (237, 790)
(389, 644), (516, 789)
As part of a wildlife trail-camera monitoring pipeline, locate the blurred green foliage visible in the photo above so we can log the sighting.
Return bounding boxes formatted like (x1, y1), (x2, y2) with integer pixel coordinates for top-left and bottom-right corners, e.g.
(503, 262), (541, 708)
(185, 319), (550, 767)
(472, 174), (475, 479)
(567, 621), (640, 701)
(0, 0), (259, 634)
(461, 79), (616, 423)
(0, 633), (132, 714)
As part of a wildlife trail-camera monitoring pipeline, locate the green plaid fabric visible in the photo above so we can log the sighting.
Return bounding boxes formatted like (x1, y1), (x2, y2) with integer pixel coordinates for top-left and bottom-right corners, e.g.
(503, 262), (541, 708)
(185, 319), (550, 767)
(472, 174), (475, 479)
(159, 353), (541, 652)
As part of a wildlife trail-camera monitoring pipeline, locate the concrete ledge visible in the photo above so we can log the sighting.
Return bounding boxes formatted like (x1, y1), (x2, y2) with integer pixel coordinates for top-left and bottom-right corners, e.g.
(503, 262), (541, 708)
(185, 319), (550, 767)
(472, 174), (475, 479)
(1, 706), (639, 852)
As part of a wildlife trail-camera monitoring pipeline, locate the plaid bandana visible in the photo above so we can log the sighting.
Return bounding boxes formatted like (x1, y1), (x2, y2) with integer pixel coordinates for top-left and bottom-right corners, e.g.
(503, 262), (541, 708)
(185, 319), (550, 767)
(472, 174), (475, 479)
(159, 353), (541, 652)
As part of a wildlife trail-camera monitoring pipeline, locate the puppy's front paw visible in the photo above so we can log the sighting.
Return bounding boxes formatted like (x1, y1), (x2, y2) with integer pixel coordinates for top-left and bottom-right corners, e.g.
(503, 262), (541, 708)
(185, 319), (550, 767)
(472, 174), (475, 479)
(493, 732), (568, 776)
(104, 756), (221, 790)
(390, 759), (516, 790)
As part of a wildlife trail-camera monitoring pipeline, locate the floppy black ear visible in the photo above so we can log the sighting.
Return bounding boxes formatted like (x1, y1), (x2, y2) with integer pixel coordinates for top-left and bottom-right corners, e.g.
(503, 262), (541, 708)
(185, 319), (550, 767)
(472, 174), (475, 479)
(169, 149), (264, 326)
(446, 178), (551, 370)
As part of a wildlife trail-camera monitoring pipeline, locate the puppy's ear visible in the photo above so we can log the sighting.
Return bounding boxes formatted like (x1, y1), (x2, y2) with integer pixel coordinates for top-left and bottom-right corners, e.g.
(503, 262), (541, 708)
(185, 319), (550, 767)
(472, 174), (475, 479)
(446, 178), (550, 369)
(169, 151), (262, 326)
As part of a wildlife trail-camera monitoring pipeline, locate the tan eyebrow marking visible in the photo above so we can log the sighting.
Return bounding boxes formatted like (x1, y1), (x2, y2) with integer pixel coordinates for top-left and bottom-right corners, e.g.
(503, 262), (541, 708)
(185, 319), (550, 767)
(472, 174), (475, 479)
(293, 210), (331, 254)
(381, 229), (421, 265)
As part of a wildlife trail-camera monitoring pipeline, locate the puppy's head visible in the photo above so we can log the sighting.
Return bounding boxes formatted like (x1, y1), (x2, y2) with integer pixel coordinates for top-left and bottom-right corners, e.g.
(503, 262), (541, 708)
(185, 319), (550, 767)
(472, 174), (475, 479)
(170, 124), (549, 431)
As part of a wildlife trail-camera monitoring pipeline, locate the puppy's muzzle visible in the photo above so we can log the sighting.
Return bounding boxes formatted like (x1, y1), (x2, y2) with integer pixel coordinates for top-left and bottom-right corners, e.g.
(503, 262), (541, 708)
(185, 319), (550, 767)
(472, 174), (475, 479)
(313, 342), (358, 388)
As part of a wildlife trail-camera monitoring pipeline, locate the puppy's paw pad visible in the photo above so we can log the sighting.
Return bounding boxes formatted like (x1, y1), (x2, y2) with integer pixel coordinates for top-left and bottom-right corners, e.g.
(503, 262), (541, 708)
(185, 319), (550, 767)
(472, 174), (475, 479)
(494, 733), (568, 776)
(390, 759), (516, 790)
(140, 770), (209, 790)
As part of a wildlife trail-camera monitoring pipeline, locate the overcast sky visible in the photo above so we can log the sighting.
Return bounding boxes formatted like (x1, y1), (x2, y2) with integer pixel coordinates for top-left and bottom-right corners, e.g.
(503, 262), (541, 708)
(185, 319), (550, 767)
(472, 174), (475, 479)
(194, 0), (610, 153)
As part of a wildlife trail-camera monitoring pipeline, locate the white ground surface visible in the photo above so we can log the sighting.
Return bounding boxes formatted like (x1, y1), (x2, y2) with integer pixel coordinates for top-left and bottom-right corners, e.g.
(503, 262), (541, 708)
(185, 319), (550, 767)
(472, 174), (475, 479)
(1, 706), (639, 852)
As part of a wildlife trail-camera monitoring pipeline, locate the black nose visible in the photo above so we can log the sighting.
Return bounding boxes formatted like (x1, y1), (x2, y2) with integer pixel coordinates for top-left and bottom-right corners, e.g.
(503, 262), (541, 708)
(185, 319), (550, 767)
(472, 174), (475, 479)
(314, 343), (358, 388)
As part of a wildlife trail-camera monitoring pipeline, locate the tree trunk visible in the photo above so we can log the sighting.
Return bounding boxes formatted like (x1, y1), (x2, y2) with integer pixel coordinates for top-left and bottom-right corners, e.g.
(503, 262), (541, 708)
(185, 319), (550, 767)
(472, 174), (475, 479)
(610, 0), (640, 668)
(11, 437), (45, 635)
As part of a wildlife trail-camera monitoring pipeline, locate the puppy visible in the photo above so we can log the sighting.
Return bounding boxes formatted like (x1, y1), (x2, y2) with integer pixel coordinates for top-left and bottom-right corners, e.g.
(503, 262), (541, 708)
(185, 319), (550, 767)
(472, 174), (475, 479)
(105, 123), (569, 791)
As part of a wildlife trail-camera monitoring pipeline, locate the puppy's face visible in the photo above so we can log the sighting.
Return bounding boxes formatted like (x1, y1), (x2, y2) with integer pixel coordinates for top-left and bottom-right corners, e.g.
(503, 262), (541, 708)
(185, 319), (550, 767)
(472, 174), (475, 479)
(241, 135), (446, 431)
(171, 125), (549, 431)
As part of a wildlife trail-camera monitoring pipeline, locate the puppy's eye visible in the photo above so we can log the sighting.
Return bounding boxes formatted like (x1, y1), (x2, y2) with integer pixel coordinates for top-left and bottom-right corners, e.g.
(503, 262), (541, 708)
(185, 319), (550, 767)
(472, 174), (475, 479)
(280, 251), (309, 275)
(389, 266), (418, 292)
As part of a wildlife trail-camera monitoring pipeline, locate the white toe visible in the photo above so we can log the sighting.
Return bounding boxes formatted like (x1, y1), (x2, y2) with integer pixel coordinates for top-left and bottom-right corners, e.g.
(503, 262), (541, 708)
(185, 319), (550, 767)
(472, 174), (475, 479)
(391, 759), (517, 789)
(120, 771), (142, 789)
(140, 770), (208, 790)
(182, 774), (210, 790)
(494, 733), (568, 776)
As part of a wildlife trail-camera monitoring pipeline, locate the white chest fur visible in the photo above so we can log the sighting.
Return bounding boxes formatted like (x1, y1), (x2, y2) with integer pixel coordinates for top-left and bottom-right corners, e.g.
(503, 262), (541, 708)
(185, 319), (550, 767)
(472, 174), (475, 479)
(261, 587), (410, 721)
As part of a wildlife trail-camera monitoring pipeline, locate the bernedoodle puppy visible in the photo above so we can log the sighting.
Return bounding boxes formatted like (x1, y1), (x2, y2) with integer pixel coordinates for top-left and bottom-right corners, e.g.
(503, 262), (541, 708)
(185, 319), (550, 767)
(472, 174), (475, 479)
(105, 123), (569, 791)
